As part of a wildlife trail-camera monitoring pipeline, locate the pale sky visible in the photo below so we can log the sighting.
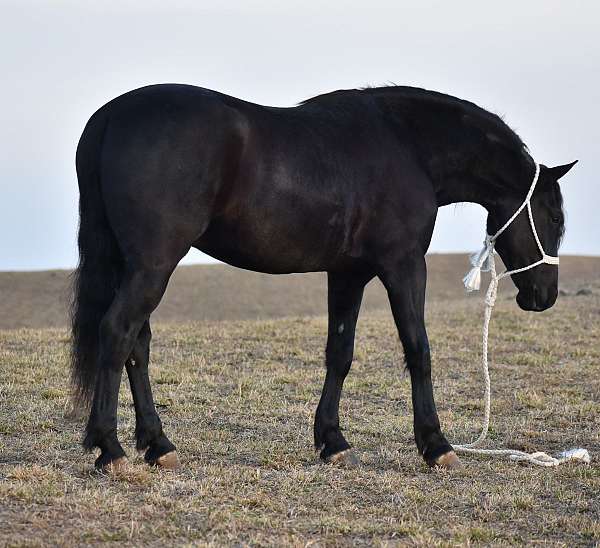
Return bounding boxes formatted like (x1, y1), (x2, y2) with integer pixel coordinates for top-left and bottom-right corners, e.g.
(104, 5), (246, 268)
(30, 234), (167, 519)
(1, 0), (598, 271)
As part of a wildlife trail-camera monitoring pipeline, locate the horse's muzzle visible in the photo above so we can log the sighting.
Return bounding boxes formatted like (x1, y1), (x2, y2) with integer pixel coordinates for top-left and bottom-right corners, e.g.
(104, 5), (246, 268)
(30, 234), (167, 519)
(516, 284), (558, 312)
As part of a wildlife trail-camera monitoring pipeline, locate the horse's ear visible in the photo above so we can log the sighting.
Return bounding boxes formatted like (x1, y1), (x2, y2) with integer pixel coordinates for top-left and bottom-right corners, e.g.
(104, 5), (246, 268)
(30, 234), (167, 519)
(542, 160), (578, 181)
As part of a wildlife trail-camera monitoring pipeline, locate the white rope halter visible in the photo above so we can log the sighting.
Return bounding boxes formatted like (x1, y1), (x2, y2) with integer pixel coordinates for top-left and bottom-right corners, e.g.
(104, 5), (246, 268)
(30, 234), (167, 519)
(455, 161), (590, 466)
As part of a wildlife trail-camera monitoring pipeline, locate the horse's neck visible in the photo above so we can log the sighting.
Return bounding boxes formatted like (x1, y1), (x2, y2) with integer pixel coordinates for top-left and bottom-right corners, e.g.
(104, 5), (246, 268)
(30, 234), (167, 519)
(379, 92), (530, 210)
(431, 153), (533, 210)
(425, 142), (532, 210)
(433, 175), (495, 209)
(416, 129), (521, 209)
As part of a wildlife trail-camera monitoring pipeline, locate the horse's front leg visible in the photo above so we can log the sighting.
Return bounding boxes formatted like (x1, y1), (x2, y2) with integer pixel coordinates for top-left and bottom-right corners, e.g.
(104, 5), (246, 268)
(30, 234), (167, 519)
(379, 253), (460, 468)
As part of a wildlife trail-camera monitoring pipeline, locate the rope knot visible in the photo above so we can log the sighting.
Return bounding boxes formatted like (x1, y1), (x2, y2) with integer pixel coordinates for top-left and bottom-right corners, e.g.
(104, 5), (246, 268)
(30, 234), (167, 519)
(463, 236), (495, 292)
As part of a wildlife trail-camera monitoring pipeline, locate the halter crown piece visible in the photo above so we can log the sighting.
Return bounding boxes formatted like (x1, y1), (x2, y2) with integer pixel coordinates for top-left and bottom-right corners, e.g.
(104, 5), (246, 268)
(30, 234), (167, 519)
(455, 161), (591, 466)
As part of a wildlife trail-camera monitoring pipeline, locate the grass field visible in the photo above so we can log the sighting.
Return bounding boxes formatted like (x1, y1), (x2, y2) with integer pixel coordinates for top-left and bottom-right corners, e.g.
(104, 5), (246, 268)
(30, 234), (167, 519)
(1, 273), (599, 545)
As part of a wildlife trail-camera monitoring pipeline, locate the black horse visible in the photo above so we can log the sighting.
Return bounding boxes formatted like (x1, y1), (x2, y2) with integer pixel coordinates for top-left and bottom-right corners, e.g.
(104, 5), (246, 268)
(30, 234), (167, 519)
(71, 84), (576, 471)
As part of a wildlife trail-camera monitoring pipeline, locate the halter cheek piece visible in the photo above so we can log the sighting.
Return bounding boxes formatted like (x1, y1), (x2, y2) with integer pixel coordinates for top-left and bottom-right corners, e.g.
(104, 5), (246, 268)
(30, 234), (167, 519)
(463, 162), (560, 292)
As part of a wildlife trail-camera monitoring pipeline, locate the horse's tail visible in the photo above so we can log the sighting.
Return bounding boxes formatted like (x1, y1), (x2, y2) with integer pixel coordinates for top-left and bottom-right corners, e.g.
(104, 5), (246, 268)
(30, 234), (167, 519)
(70, 109), (121, 410)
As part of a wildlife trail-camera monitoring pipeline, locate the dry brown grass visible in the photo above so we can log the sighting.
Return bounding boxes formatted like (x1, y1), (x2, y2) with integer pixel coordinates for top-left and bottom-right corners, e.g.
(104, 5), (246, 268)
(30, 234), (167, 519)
(1, 282), (599, 546)
(1, 254), (599, 330)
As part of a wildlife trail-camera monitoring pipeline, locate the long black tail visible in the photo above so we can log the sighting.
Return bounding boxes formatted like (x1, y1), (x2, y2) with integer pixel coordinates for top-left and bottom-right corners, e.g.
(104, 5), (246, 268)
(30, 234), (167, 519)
(71, 109), (121, 409)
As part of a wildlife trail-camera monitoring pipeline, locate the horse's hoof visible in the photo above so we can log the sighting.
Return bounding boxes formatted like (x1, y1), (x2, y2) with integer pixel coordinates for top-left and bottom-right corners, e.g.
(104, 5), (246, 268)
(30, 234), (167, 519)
(326, 449), (360, 468)
(100, 456), (129, 473)
(433, 450), (462, 470)
(155, 451), (180, 471)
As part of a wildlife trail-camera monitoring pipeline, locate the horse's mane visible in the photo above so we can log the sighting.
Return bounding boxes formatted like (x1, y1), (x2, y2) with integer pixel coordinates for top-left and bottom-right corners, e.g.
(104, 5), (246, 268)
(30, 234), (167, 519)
(300, 85), (531, 182)
(302, 86), (520, 135)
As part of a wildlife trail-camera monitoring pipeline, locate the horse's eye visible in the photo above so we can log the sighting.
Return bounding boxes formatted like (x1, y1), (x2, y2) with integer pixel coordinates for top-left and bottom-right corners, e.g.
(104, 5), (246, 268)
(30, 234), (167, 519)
(551, 217), (561, 224)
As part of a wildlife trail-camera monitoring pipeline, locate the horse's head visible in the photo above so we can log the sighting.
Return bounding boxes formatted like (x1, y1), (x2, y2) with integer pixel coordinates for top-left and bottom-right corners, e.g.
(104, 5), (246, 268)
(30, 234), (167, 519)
(487, 161), (577, 312)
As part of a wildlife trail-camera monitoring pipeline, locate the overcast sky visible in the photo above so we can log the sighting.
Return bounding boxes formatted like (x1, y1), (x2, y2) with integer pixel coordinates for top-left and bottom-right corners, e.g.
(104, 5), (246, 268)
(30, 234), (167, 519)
(1, 0), (598, 271)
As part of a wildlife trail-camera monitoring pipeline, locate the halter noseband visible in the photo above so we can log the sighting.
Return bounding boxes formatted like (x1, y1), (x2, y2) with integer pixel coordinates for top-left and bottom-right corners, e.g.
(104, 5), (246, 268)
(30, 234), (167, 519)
(463, 161), (560, 292)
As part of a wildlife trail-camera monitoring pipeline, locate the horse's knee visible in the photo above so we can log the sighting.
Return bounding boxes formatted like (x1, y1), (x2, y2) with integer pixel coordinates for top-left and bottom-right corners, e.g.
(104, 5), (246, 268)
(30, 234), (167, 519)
(130, 323), (151, 366)
(403, 337), (431, 375)
(325, 334), (354, 376)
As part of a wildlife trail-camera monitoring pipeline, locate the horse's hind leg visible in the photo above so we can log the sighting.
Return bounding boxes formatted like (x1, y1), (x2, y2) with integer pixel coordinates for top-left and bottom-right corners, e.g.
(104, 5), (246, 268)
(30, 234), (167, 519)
(84, 264), (177, 471)
(126, 321), (178, 469)
(314, 271), (373, 466)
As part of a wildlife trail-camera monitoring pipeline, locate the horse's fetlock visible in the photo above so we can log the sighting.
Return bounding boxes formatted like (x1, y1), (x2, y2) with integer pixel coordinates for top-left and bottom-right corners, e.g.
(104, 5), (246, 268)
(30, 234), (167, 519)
(135, 420), (164, 451)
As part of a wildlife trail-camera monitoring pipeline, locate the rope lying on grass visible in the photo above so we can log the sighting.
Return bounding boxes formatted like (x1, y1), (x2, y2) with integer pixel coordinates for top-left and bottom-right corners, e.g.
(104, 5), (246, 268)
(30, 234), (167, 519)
(454, 162), (590, 467)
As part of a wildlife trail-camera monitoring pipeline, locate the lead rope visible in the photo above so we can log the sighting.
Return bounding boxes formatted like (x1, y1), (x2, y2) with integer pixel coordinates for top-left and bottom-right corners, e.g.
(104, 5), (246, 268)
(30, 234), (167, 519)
(453, 162), (591, 466)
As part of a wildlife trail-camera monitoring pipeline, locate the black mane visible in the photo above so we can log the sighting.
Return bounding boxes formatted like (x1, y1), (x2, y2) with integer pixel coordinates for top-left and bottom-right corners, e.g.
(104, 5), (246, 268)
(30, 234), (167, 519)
(300, 85), (531, 190)
(301, 85), (524, 147)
